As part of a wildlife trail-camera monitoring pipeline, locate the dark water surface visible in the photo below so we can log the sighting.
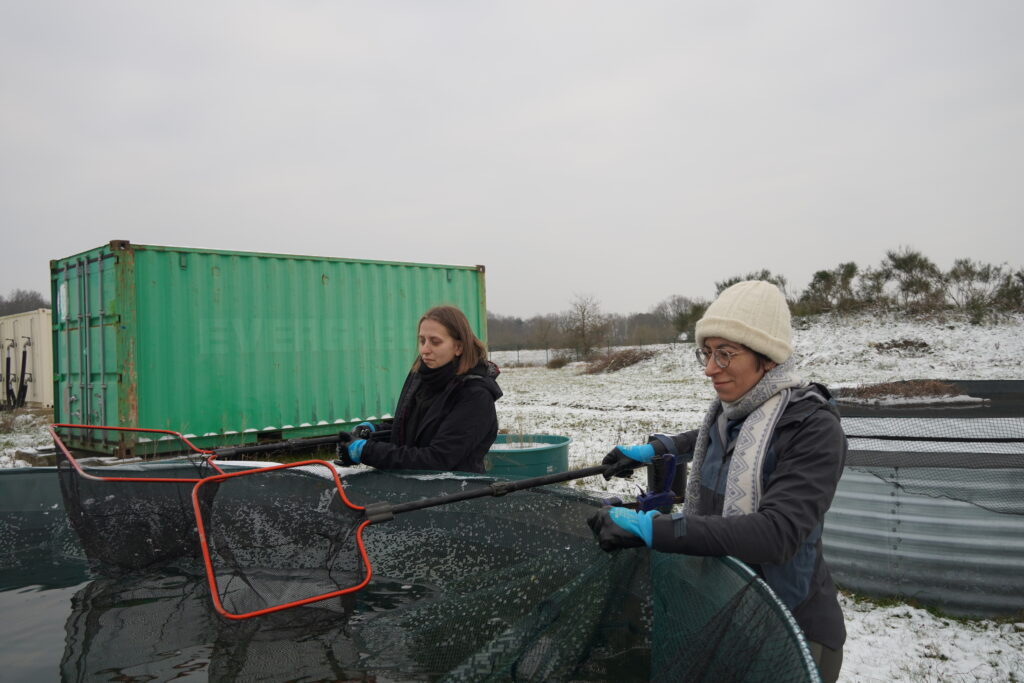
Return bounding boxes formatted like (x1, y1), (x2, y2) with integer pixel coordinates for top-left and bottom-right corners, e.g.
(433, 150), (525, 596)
(2, 467), (823, 681)
(0, 580), (88, 681)
(0, 555), (458, 682)
(0, 544), (651, 683)
(1, 468), (655, 682)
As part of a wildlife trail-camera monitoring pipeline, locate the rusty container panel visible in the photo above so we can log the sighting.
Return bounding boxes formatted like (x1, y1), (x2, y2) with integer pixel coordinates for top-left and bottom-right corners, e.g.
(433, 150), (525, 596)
(51, 241), (487, 449)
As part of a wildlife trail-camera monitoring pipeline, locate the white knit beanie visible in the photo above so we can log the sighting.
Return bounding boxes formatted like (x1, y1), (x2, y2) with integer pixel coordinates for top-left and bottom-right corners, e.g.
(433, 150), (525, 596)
(695, 280), (793, 363)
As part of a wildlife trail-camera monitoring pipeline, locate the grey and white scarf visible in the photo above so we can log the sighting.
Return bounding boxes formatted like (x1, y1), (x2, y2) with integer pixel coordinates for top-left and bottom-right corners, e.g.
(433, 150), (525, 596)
(683, 361), (808, 517)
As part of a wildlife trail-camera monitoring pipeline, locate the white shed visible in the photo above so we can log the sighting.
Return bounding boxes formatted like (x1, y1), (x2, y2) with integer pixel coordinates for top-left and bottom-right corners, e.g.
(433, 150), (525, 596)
(0, 308), (53, 408)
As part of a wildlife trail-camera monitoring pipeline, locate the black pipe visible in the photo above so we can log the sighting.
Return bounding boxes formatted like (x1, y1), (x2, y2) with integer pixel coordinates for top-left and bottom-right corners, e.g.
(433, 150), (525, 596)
(15, 345), (28, 408)
(213, 429), (394, 458)
(213, 433), (347, 458)
(4, 348), (13, 407)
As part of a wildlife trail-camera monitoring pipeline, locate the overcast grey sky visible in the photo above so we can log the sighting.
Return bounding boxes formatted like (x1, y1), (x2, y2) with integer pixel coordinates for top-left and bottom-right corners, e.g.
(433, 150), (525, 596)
(2, 1), (1022, 317)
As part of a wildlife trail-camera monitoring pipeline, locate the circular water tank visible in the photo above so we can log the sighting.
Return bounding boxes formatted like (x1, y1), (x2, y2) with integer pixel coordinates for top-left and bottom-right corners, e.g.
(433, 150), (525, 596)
(485, 433), (571, 478)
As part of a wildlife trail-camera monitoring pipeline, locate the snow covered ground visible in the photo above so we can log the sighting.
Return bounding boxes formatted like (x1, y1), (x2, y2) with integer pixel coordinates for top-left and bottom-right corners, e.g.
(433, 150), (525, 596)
(3, 312), (1023, 681)
(490, 312), (1024, 683)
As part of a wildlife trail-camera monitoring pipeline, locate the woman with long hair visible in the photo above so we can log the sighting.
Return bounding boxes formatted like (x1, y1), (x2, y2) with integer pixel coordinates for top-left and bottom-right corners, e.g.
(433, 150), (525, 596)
(335, 305), (502, 473)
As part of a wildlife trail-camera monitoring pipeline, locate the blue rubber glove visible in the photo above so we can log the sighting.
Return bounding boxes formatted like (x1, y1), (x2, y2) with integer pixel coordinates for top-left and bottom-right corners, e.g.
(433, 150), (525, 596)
(335, 438), (367, 467)
(587, 506), (660, 551)
(347, 439), (367, 463)
(601, 443), (656, 479)
(353, 422), (376, 439)
(617, 444), (655, 463)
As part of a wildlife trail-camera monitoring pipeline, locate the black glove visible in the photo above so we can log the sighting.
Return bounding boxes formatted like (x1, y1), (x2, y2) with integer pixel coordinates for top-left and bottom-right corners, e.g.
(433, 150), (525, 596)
(601, 444), (652, 480)
(352, 422), (376, 440)
(587, 506), (652, 552)
(602, 448), (634, 480)
(334, 431), (355, 467)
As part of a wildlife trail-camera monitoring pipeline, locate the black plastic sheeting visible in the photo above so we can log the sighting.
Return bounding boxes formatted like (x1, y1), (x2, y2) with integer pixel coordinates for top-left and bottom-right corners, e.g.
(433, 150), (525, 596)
(838, 379), (1024, 419)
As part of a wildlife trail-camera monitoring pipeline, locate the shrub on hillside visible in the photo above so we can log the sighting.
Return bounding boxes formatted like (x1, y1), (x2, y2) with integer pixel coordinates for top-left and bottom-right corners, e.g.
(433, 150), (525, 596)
(835, 380), (959, 400)
(583, 348), (657, 374)
(546, 353), (572, 369)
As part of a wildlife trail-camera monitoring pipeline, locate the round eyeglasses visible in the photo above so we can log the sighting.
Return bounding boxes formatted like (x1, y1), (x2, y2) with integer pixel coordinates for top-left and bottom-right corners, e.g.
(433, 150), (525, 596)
(694, 347), (748, 369)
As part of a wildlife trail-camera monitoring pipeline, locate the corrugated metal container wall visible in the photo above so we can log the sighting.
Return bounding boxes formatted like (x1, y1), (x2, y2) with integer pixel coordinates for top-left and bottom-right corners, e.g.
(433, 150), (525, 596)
(51, 241), (486, 447)
(0, 308), (54, 408)
(824, 468), (1024, 617)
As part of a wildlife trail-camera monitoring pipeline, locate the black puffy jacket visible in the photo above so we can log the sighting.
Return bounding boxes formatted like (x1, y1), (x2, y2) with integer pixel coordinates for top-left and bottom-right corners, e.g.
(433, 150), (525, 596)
(360, 360), (502, 473)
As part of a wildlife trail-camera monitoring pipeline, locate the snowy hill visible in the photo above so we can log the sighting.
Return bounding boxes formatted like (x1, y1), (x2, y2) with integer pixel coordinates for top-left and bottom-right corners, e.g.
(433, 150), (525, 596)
(489, 312), (1024, 682)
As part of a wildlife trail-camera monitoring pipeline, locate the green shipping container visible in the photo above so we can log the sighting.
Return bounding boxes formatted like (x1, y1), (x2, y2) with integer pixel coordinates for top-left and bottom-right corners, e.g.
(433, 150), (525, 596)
(51, 240), (487, 451)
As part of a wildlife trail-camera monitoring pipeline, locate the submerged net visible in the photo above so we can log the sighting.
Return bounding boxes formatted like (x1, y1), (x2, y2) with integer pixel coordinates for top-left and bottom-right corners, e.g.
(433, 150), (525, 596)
(843, 417), (1024, 515)
(52, 425), (222, 571)
(192, 461), (371, 618)
(190, 467), (819, 681)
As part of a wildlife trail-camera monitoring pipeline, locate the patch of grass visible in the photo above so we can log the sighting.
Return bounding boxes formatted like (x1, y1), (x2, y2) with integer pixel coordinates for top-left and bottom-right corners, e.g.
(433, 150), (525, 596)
(583, 348), (658, 374)
(921, 643), (950, 661)
(869, 338), (931, 354)
(835, 380), (960, 400)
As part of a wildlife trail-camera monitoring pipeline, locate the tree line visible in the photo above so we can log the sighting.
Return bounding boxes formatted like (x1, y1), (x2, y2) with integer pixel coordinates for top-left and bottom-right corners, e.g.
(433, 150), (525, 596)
(488, 247), (1024, 356)
(5, 247), (1022, 358)
(0, 289), (49, 317)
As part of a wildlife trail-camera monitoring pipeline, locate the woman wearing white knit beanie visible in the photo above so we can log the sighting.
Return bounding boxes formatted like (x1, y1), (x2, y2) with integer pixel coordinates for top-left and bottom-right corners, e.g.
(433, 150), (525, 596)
(590, 280), (847, 683)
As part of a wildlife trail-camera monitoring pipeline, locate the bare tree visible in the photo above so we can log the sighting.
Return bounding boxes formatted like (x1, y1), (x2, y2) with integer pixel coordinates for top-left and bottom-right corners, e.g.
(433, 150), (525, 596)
(653, 294), (707, 341)
(562, 294), (607, 359)
(486, 312), (527, 351)
(529, 314), (561, 362)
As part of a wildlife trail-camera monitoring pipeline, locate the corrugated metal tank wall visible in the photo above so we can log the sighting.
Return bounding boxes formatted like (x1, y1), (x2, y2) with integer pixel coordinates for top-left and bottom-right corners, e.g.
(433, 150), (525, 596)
(0, 308), (54, 407)
(825, 404), (1024, 618)
(825, 468), (1024, 617)
(51, 241), (487, 447)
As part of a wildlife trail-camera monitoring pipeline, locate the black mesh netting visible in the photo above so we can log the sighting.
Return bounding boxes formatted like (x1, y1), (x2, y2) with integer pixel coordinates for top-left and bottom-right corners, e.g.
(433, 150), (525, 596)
(843, 417), (1024, 515)
(192, 462), (371, 616)
(54, 426), (219, 571)
(189, 467), (819, 681)
(49, 430), (820, 682)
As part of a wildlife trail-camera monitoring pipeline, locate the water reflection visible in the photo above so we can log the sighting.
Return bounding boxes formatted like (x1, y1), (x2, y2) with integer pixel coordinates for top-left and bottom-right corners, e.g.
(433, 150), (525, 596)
(61, 569), (439, 682)
(0, 551), (90, 592)
(6, 471), (655, 681)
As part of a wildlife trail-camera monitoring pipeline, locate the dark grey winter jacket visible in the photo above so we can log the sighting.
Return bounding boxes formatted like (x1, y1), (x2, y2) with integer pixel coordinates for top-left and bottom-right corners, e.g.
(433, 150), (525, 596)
(649, 384), (847, 650)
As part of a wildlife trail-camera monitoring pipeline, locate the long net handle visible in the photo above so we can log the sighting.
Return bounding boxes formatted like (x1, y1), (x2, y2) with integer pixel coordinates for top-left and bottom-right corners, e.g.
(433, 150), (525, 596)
(364, 464), (615, 522)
